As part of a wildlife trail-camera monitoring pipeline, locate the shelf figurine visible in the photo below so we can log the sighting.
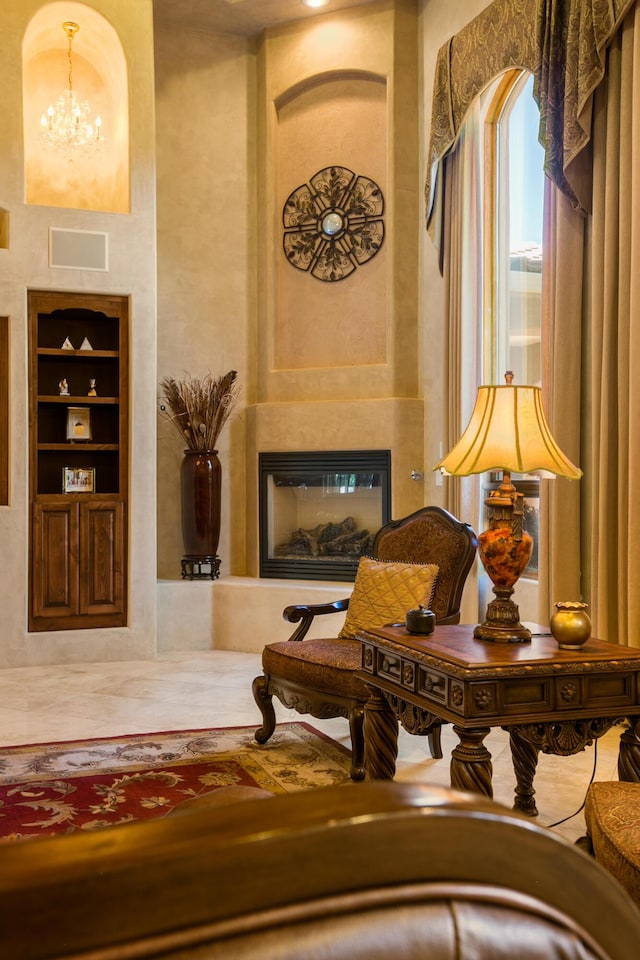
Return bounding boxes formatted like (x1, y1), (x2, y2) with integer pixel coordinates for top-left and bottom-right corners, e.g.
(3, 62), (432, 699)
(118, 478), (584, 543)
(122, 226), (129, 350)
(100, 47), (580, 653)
(88, 379), (97, 396)
(58, 378), (69, 396)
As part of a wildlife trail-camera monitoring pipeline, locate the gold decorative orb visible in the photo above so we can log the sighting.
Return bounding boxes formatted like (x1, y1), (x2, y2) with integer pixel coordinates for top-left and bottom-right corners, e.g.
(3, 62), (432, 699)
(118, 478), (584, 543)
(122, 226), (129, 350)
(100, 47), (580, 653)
(550, 601), (591, 649)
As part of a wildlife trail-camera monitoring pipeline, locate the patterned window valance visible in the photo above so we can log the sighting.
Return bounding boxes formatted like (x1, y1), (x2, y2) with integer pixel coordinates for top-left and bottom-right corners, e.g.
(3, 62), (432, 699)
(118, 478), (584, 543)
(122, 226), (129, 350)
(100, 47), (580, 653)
(426, 0), (637, 224)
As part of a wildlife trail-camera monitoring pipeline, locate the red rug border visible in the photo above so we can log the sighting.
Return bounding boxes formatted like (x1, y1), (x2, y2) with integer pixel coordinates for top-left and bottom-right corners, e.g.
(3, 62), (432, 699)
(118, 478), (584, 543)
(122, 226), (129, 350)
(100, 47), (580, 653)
(0, 721), (350, 756)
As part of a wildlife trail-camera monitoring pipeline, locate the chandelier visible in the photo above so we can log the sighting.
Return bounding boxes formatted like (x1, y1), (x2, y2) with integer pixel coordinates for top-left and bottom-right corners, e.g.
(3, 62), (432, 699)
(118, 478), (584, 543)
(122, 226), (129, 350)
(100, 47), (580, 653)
(40, 21), (103, 155)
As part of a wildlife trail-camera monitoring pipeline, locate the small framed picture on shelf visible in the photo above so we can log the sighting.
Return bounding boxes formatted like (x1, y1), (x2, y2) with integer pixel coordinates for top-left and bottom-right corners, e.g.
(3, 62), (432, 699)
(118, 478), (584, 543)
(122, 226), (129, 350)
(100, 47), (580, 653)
(62, 467), (95, 494)
(66, 406), (91, 441)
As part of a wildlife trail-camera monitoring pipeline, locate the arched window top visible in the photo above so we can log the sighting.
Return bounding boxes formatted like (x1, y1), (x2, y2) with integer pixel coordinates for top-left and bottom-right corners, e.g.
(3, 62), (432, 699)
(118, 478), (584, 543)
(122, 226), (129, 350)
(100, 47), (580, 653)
(482, 70), (544, 387)
(426, 0), (635, 227)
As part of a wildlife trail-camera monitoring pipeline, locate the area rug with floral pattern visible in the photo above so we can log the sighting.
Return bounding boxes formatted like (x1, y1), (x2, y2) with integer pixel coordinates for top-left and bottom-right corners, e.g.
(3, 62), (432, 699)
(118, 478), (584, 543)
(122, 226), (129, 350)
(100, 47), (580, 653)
(0, 722), (351, 842)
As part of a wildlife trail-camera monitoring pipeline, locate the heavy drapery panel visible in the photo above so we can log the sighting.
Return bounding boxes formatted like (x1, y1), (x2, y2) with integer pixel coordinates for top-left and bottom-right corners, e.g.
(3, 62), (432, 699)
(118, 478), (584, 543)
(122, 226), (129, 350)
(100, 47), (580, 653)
(440, 130), (481, 519)
(513, 4), (640, 644)
(580, 8), (640, 645)
(537, 180), (584, 621)
(535, 0), (636, 212)
(426, 0), (636, 227)
(426, 0), (537, 238)
(440, 123), (483, 623)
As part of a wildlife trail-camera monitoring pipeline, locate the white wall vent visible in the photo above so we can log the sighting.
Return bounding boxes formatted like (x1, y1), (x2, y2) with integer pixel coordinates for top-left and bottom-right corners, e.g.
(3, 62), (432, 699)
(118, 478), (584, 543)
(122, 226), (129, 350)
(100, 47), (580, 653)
(49, 228), (109, 271)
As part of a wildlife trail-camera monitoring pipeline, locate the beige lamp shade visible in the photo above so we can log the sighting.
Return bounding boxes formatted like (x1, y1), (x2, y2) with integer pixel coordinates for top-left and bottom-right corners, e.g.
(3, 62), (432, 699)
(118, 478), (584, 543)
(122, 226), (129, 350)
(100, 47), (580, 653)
(436, 383), (582, 479)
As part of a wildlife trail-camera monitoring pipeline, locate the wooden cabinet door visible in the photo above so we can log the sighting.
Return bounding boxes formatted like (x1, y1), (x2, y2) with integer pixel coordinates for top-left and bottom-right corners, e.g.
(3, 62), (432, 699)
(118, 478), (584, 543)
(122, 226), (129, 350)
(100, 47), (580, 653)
(79, 500), (125, 616)
(31, 499), (125, 629)
(32, 502), (79, 620)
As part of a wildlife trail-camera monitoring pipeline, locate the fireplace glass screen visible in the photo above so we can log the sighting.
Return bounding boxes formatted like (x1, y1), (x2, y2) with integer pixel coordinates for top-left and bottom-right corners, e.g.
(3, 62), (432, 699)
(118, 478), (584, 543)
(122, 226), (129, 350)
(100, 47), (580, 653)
(259, 450), (391, 581)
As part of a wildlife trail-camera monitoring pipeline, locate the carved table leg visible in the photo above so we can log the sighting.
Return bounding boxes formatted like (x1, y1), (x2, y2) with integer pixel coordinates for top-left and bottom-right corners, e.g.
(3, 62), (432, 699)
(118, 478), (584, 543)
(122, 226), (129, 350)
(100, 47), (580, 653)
(619, 716), (640, 782)
(349, 704), (366, 782)
(364, 689), (399, 781)
(509, 727), (540, 817)
(450, 726), (493, 798)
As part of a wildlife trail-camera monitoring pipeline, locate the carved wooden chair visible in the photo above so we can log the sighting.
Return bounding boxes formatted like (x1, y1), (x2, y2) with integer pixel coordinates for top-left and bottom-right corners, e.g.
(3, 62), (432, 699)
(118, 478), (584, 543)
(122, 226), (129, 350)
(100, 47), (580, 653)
(252, 505), (478, 780)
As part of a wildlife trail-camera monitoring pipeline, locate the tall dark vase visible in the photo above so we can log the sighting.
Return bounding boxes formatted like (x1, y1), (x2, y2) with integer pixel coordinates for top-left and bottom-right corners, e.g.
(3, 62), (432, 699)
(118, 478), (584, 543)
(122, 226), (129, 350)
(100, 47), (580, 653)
(180, 449), (222, 580)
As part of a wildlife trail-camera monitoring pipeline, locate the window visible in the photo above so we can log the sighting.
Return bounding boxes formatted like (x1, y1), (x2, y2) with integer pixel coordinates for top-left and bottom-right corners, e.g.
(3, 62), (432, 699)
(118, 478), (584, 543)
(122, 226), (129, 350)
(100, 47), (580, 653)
(453, 71), (546, 616)
(484, 71), (544, 386)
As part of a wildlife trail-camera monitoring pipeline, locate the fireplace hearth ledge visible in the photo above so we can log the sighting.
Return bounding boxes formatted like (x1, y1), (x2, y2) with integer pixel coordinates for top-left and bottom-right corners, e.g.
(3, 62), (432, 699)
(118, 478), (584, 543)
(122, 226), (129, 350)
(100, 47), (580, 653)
(157, 576), (353, 655)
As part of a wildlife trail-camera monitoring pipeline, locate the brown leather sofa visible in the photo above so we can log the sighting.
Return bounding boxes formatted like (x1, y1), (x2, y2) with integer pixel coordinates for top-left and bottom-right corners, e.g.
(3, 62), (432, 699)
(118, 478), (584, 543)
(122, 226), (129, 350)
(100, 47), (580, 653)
(1, 781), (639, 959)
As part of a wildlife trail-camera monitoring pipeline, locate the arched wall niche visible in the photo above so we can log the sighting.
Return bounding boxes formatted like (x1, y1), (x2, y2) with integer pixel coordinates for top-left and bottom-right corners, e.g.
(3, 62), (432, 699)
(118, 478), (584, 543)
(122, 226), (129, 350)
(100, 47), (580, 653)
(274, 67), (385, 111)
(23, 2), (129, 212)
(275, 69), (388, 372)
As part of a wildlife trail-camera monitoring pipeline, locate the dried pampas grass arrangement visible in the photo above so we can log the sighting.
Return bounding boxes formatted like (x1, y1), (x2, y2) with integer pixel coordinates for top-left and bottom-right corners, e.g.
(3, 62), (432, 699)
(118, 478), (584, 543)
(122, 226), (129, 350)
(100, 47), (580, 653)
(159, 370), (239, 451)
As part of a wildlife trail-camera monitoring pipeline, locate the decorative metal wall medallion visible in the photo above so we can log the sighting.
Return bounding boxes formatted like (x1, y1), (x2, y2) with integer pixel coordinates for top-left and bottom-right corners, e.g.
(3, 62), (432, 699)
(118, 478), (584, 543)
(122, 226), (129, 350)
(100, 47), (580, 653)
(282, 166), (384, 282)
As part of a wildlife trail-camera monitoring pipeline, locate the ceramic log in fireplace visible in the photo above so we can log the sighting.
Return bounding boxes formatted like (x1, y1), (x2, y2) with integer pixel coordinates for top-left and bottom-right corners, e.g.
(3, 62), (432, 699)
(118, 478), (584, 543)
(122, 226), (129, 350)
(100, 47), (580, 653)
(259, 451), (391, 581)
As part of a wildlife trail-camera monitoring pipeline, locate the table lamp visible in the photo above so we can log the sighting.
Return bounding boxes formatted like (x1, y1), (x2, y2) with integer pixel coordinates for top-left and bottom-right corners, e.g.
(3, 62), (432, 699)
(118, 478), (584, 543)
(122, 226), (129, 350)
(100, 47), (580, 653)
(435, 372), (582, 642)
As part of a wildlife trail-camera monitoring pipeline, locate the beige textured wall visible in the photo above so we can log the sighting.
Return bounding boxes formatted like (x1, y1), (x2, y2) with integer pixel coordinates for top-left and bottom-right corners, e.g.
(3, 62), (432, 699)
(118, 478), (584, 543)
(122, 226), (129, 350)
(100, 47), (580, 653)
(156, 0), (426, 584)
(243, 0), (426, 581)
(258, 0), (419, 405)
(0, 0), (496, 665)
(0, 0), (157, 666)
(154, 23), (254, 580)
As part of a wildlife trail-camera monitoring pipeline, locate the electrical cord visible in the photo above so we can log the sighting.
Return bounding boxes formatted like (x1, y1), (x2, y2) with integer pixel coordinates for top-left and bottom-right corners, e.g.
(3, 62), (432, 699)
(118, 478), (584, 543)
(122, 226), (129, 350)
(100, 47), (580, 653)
(525, 629), (601, 829)
(544, 739), (598, 829)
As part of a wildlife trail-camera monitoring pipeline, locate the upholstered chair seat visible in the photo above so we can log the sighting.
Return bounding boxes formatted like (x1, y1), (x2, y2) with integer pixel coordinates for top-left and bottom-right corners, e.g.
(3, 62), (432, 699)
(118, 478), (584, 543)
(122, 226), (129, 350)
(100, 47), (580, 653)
(262, 638), (365, 698)
(253, 506), (478, 780)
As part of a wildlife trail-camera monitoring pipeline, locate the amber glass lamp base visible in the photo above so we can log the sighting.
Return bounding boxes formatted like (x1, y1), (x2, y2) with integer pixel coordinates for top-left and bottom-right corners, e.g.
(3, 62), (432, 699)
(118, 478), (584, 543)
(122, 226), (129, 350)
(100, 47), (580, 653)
(475, 496), (534, 643)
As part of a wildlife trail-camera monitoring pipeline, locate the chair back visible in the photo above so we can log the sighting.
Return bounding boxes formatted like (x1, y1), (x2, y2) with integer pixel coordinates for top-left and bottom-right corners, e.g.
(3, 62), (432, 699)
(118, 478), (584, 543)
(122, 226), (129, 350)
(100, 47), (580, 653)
(372, 505), (477, 624)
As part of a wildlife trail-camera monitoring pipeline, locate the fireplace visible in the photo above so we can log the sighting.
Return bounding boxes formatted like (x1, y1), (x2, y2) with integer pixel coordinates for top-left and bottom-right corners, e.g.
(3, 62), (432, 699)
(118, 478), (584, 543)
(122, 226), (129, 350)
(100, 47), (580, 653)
(259, 450), (391, 581)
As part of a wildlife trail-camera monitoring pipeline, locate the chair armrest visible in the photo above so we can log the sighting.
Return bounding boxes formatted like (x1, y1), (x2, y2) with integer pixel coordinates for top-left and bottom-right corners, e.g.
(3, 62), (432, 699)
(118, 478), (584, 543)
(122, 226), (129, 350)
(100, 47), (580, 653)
(283, 598), (351, 642)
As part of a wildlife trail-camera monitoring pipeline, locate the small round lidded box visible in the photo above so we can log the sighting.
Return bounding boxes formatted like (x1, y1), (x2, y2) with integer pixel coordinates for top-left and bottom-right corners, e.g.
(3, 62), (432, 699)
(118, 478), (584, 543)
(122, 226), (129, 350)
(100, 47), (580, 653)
(406, 604), (436, 635)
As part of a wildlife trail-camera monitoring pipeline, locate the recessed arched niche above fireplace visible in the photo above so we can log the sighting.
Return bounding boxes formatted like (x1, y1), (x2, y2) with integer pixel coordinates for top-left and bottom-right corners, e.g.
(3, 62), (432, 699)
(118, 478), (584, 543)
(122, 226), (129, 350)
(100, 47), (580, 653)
(275, 72), (387, 373)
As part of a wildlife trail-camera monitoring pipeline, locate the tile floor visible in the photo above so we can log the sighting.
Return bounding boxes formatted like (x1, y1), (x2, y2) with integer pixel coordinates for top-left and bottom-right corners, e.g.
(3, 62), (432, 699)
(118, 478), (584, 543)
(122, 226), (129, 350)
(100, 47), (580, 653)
(0, 649), (622, 843)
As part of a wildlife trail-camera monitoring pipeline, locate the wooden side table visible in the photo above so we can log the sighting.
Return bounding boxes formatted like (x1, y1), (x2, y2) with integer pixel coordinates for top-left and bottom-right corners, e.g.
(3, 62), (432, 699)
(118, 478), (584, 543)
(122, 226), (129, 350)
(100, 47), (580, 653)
(357, 624), (640, 816)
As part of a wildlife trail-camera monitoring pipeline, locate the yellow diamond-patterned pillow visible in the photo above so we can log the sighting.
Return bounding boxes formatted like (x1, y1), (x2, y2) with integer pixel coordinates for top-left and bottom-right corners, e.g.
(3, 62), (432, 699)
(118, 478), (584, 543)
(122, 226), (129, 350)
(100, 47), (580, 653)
(339, 556), (439, 640)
